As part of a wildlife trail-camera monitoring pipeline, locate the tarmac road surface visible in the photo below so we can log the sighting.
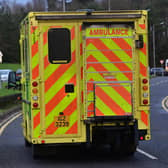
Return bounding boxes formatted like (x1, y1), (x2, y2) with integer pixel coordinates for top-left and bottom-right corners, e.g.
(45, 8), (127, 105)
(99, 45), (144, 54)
(0, 77), (168, 168)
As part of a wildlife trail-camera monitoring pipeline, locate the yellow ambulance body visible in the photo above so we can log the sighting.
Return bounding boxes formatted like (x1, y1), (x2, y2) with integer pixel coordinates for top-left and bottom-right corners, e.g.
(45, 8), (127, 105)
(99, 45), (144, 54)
(20, 10), (150, 157)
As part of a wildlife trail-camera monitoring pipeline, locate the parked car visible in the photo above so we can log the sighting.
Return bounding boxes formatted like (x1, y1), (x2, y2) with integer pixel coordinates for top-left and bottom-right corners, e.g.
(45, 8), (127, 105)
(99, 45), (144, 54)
(16, 69), (22, 81)
(0, 69), (13, 82)
(150, 67), (168, 76)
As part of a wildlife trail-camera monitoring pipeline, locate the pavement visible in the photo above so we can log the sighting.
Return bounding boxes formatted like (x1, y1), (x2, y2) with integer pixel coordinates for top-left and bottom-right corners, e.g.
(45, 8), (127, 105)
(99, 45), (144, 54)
(0, 77), (168, 168)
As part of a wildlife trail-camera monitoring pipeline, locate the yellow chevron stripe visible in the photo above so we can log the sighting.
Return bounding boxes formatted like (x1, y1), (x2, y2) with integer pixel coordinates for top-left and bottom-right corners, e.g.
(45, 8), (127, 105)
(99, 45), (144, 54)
(43, 34), (76, 81)
(32, 54), (39, 69)
(43, 25), (78, 136)
(44, 64), (60, 81)
(99, 84), (132, 113)
(31, 27), (39, 72)
(139, 35), (147, 67)
(45, 88), (76, 127)
(139, 52), (147, 67)
(33, 125), (40, 138)
(86, 66), (131, 91)
(32, 28), (39, 44)
(87, 91), (94, 101)
(45, 64), (76, 104)
(86, 43), (133, 71)
(124, 38), (134, 46)
(96, 96), (116, 115)
(33, 109), (40, 137)
(101, 39), (133, 69)
(33, 109), (40, 117)
(86, 67), (132, 113)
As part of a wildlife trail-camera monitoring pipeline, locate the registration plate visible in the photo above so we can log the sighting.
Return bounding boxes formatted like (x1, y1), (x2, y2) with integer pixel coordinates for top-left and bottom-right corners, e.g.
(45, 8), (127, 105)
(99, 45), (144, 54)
(54, 116), (69, 127)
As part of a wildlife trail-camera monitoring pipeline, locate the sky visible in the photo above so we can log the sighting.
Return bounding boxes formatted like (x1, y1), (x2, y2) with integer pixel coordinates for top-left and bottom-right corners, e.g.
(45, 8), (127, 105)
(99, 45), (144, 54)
(16, 0), (30, 4)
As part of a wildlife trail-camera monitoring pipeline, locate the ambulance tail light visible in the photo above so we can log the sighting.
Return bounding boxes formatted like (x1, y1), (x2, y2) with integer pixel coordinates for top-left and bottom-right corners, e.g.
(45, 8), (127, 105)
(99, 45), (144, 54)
(142, 79), (148, 84)
(33, 103), (39, 108)
(141, 78), (149, 105)
(143, 86), (148, 91)
(32, 81), (38, 87)
(32, 88), (38, 94)
(143, 99), (148, 105)
(32, 81), (39, 108)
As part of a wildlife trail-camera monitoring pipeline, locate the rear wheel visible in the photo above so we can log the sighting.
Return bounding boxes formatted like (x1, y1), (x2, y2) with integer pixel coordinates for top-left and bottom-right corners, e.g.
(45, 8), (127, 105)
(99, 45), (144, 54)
(24, 138), (31, 147)
(110, 133), (138, 156)
(32, 144), (41, 159)
(124, 143), (137, 156)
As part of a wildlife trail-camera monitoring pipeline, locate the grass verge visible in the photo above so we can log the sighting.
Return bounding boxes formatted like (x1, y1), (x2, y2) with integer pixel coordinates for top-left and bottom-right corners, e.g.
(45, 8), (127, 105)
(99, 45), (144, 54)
(0, 63), (21, 116)
(0, 63), (20, 71)
(0, 63), (21, 97)
(0, 85), (20, 97)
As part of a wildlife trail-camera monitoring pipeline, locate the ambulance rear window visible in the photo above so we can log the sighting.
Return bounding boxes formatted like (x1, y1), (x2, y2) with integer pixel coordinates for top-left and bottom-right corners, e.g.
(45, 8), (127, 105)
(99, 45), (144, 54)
(48, 28), (71, 64)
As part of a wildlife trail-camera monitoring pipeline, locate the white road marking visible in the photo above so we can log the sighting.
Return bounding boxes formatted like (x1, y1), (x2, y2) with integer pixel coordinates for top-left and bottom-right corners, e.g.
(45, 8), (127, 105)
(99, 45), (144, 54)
(0, 112), (22, 136)
(0, 112), (21, 127)
(162, 96), (168, 112)
(137, 148), (158, 160)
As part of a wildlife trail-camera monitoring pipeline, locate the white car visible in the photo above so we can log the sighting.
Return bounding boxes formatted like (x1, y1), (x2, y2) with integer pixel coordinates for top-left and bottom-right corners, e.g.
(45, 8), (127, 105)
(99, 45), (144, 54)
(0, 69), (13, 82)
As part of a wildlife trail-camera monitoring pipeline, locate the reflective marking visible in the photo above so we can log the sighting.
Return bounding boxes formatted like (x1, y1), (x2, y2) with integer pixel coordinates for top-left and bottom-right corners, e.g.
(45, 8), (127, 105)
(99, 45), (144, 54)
(87, 81), (133, 84)
(86, 71), (133, 73)
(87, 61), (133, 64)
(0, 113), (22, 136)
(86, 49), (132, 52)
(137, 148), (158, 160)
(162, 96), (168, 112)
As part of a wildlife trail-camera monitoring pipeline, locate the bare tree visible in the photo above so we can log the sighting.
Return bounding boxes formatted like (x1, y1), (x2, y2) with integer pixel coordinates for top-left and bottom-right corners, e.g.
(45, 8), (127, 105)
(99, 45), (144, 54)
(32, 0), (46, 11)
(47, 0), (56, 11)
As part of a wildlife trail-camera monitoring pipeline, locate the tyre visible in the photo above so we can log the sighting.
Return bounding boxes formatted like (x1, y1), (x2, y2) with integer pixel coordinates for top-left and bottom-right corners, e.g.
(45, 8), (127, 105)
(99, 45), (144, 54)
(24, 138), (31, 147)
(32, 144), (41, 159)
(110, 133), (137, 156)
(123, 143), (137, 156)
(122, 134), (137, 156)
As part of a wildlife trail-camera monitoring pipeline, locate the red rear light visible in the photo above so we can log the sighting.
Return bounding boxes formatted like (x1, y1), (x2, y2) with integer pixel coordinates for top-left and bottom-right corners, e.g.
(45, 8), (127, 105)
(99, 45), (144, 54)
(140, 136), (144, 140)
(33, 103), (38, 108)
(143, 99), (148, 105)
(142, 79), (148, 84)
(32, 81), (38, 87)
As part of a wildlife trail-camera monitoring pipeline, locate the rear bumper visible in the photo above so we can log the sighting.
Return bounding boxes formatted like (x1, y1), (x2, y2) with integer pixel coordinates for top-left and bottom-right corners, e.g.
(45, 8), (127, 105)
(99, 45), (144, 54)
(91, 120), (138, 144)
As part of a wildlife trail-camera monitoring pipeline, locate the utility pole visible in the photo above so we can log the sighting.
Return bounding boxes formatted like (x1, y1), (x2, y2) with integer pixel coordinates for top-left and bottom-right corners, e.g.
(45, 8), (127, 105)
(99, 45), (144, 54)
(63, 0), (65, 11)
(152, 24), (156, 75)
(152, 22), (164, 75)
(108, 0), (110, 11)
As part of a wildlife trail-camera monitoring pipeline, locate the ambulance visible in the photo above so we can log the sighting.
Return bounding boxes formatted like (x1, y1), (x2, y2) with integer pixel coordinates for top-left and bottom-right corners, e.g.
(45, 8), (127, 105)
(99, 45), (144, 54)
(19, 10), (150, 157)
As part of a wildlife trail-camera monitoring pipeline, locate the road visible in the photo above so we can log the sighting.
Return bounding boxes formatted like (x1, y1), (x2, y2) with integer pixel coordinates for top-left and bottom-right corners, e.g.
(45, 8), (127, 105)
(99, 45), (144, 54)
(0, 77), (168, 168)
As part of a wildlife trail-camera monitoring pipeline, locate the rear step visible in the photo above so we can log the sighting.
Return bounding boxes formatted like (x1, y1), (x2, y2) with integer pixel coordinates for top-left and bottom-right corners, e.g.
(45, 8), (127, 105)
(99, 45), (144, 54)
(84, 116), (133, 124)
